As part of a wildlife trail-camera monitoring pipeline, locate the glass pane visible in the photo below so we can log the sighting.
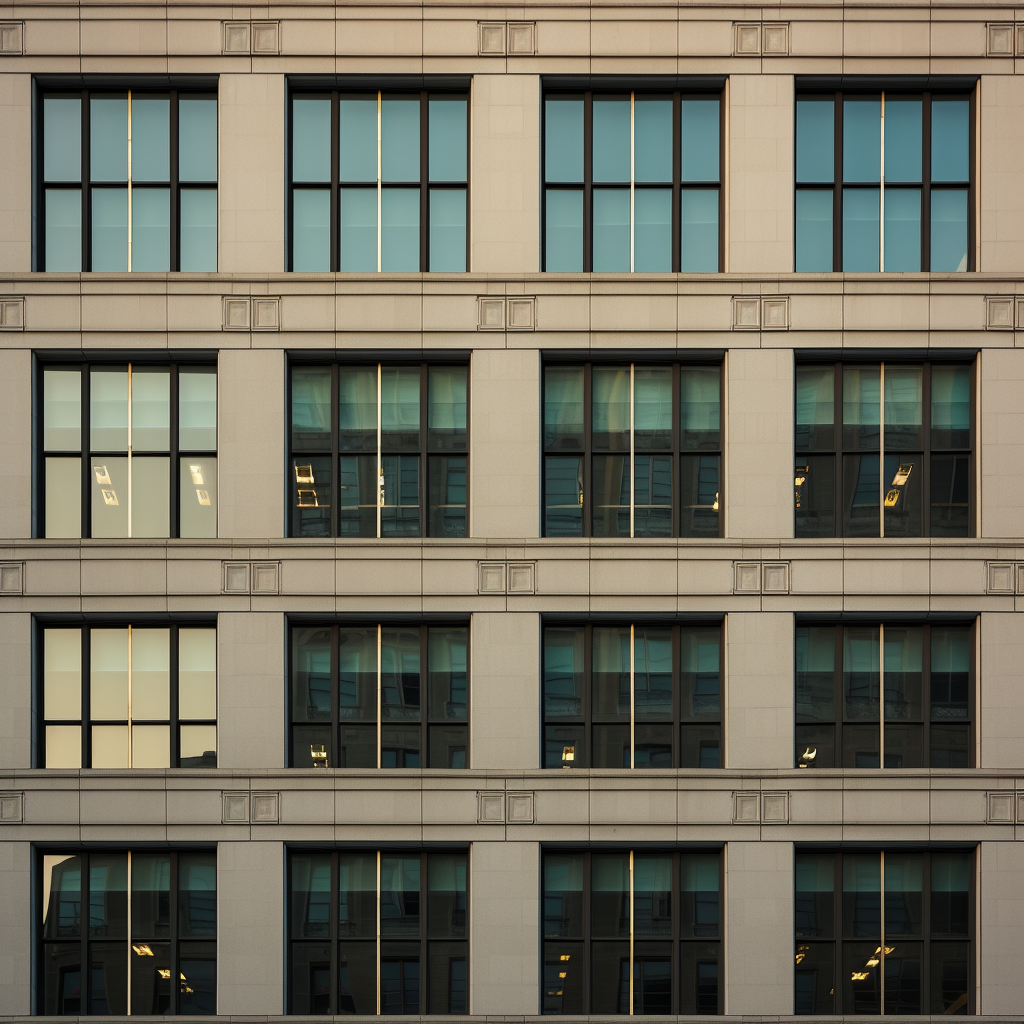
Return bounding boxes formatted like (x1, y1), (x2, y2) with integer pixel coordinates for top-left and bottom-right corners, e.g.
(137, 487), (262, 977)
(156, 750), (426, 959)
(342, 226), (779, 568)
(180, 723), (217, 767)
(884, 451), (923, 538)
(292, 367), (332, 451)
(930, 723), (969, 768)
(291, 942), (332, 1013)
(679, 454), (719, 537)
(45, 458), (82, 538)
(131, 724), (170, 768)
(379, 946), (420, 1012)
(91, 95), (128, 181)
(843, 188), (880, 271)
(543, 941), (585, 1013)
(681, 98), (720, 182)
(179, 853), (217, 936)
(89, 854), (128, 939)
(545, 456), (583, 536)
(795, 455), (835, 537)
(429, 189), (466, 271)
(338, 455), (376, 537)
(179, 96), (217, 182)
(593, 99), (630, 182)
(382, 628), (420, 723)
(842, 453), (879, 536)
(884, 624), (923, 728)
(428, 366), (467, 448)
(884, 99), (922, 182)
(381, 95), (420, 182)
(591, 852), (630, 937)
(592, 455), (630, 537)
(931, 189), (968, 272)
(680, 942), (719, 1014)
(429, 724), (467, 767)
(338, 853), (376, 939)
(336, 366), (376, 451)
(680, 627), (720, 721)
(842, 853), (881, 934)
(180, 465), (216, 543)
(545, 189), (583, 271)
(544, 627), (584, 718)
(930, 942), (969, 1014)
(796, 99), (834, 183)
(292, 626), (332, 728)
(634, 367), (671, 449)
(427, 455), (466, 537)
(340, 96), (377, 181)
(131, 628), (170, 720)
(931, 100), (970, 182)
(931, 366), (971, 449)
(381, 367), (420, 447)
(844, 98), (881, 182)
(931, 453), (971, 536)
(44, 369), (81, 451)
(680, 189), (718, 271)
(795, 189), (833, 271)
(680, 366), (720, 449)
(92, 724), (130, 767)
(842, 365), (880, 449)
(179, 945), (216, 1014)
(40, 611), (79, 708)
(591, 941), (630, 1012)
(592, 189), (629, 272)
(885, 852), (923, 937)
(795, 853), (835, 938)
(796, 624), (834, 734)
(89, 942), (128, 1014)
(795, 366), (834, 450)
(179, 368), (217, 450)
(292, 723), (332, 768)
(545, 723), (585, 768)
(931, 625), (970, 724)
(292, 189), (331, 271)
(884, 189), (921, 271)
(633, 455), (672, 537)
(46, 725), (82, 768)
(633, 953), (671, 1015)
(634, 189), (672, 272)
(545, 98), (584, 182)
(292, 97), (331, 182)
(44, 96), (82, 181)
(634, 99), (672, 182)
(180, 189), (218, 271)
(931, 852), (971, 936)
(132, 368), (170, 451)
(337, 941), (375, 1013)
(131, 456), (170, 537)
(45, 189), (82, 271)
(429, 98), (467, 181)
(592, 366), (630, 450)
(796, 943), (836, 1014)
(340, 188), (377, 271)
(680, 852), (720, 937)
(132, 96), (170, 181)
(592, 626), (630, 720)
(885, 366), (923, 449)
(91, 628), (129, 719)
(842, 941), (881, 1014)
(92, 369), (129, 450)
(381, 188), (419, 271)
(428, 627), (468, 723)
(544, 367), (584, 450)
(428, 852), (467, 937)
(844, 626), (880, 720)
(380, 855), (420, 936)
(43, 854), (83, 937)
(634, 627), (672, 718)
(132, 187), (170, 271)
(91, 456), (129, 537)
(884, 940), (922, 1014)
(338, 627), (377, 722)
(843, 722), (879, 768)
(340, 724), (376, 767)
(92, 188), (129, 271)
(593, 722), (631, 766)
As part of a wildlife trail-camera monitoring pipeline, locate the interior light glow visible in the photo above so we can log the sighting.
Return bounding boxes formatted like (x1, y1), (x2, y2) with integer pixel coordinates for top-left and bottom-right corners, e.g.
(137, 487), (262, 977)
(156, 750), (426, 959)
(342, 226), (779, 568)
(196, 489), (211, 506)
(133, 944), (154, 956)
(190, 465), (204, 485)
(884, 489), (901, 507)
(851, 971), (869, 981)
(891, 464), (913, 487)
(295, 464), (314, 485)
(94, 465), (112, 485)
(102, 489), (119, 506)
(297, 489), (319, 508)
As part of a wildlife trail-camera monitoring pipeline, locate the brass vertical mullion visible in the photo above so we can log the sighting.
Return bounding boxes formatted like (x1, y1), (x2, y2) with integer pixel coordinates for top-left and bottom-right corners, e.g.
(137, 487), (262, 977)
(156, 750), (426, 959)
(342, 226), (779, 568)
(377, 623), (383, 769)
(629, 623), (635, 770)
(376, 850), (382, 1015)
(127, 624), (133, 768)
(126, 849), (133, 1015)
(879, 92), (886, 272)
(629, 92), (635, 273)
(629, 364), (635, 538)
(879, 362), (885, 539)
(879, 850), (886, 1014)
(377, 364), (383, 539)
(878, 622), (885, 770)
(128, 363), (133, 538)
(628, 849), (634, 1015)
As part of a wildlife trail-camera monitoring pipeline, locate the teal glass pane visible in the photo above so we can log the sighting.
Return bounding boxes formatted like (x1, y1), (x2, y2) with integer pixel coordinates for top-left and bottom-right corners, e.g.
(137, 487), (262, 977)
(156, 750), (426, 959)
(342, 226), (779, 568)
(338, 367), (377, 452)
(544, 456), (583, 537)
(930, 190), (968, 272)
(796, 99), (834, 183)
(930, 366), (970, 448)
(634, 189), (672, 272)
(843, 98), (881, 182)
(429, 189), (466, 271)
(592, 367), (630, 450)
(428, 366), (467, 443)
(178, 96), (217, 182)
(593, 99), (630, 182)
(680, 189), (718, 272)
(91, 368), (129, 451)
(44, 96), (81, 182)
(930, 851), (970, 894)
(340, 96), (377, 182)
(381, 367), (420, 447)
(381, 98), (419, 182)
(545, 98), (583, 182)
(340, 188), (377, 271)
(91, 189), (128, 271)
(292, 367), (331, 451)
(131, 187), (170, 271)
(428, 98), (467, 182)
(795, 189), (833, 271)
(593, 190), (629, 271)
(931, 100), (969, 182)
(680, 366), (720, 448)
(131, 368), (170, 451)
(44, 368), (82, 450)
(179, 189), (217, 272)
(179, 368), (217, 450)
(884, 99), (922, 183)
(292, 96), (331, 183)
(634, 367), (671, 450)
(292, 189), (330, 271)
(544, 366), (584, 450)
(843, 189), (880, 271)
(43, 854), (83, 937)
(634, 99), (672, 182)
(681, 98), (719, 182)
(545, 190), (583, 271)
(381, 189), (419, 271)
(45, 189), (82, 271)
(90, 95), (128, 182)
(842, 366), (880, 449)
(89, 854), (128, 938)
(883, 189), (921, 271)
(843, 627), (880, 720)
(132, 95), (170, 182)
(795, 366), (834, 449)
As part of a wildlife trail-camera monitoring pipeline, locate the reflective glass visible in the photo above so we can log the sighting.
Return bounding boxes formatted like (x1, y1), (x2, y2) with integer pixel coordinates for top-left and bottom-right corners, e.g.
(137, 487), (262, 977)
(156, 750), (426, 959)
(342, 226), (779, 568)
(290, 942), (332, 1012)
(842, 853), (881, 937)
(592, 626), (630, 719)
(92, 725), (130, 767)
(843, 627), (880, 721)
(884, 99), (922, 182)
(680, 627), (720, 721)
(44, 96), (82, 181)
(796, 625), (835, 725)
(179, 629), (217, 718)
(381, 366), (420, 448)
(428, 366), (467, 448)
(543, 941), (585, 1012)
(545, 723), (585, 768)
(45, 458), (82, 538)
(843, 188), (880, 271)
(931, 366), (971, 449)
(337, 942), (375, 1012)
(180, 189), (217, 271)
(883, 626), (923, 739)
(634, 628), (672, 717)
(592, 455), (630, 536)
(842, 941), (881, 1014)
(381, 628), (420, 724)
(679, 454), (719, 537)
(591, 941), (630, 1012)
(592, 367), (630, 450)
(544, 627), (584, 718)
(179, 854), (217, 936)
(293, 189), (331, 271)
(428, 456), (466, 537)
(844, 98), (881, 182)
(884, 188), (921, 271)
(795, 852), (835, 938)
(180, 724), (217, 767)
(680, 366), (720, 449)
(132, 368), (170, 451)
(428, 851), (467, 937)
(92, 188), (129, 271)
(634, 367), (671, 450)
(680, 852), (720, 937)
(292, 366), (332, 451)
(179, 368), (217, 450)
(795, 366), (834, 450)
(44, 368), (82, 450)
(545, 456), (583, 536)
(89, 854), (128, 938)
(132, 724), (170, 768)
(429, 98), (467, 182)
(885, 366), (923, 449)
(591, 853), (630, 938)
(931, 453), (970, 537)
(795, 942), (835, 1014)
(381, 189), (419, 271)
(292, 456), (332, 537)
(292, 627), (333, 724)
(45, 629), (82, 721)
(43, 854), (83, 938)
(46, 724), (82, 768)
(91, 96), (128, 182)
(681, 98), (720, 182)
(931, 189), (968, 272)
(633, 855), (672, 936)
(592, 99), (630, 182)
(131, 628), (170, 720)
(91, 628), (129, 719)
(634, 99), (672, 182)
(796, 99), (834, 183)
(545, 190), (583, 271)
(544, 366), (584, 450)
(338, 853), (376, 938)
(842, 365), (880, 450)
(292, 97), (331, 182)
(680, 189), (718, 271)
(178, 96), (217, 182)
(338, 455), (377, 537)
(795, 189), (833, 271)
(545, 99), (584, 182)
(930, 942), (969, 1014)
(380, 855), (420, 937)
(429, 189), (466, 271)
(340, 97), (377, 181)
(90, 456), (129, 537)
(634, 189), (672, 272)
(381, 98), (419, 181)
(132, 187), (170, 271)
(931, 100), (970, 182)
(132, 96), (170, 181)
(131, 456), (170, 537)
(340, 188), (377, 271)
(338, 366), (377, 452)
(428, 628), (468, 723)
(130, 939), (171, 1014)
(45, 189), (82, 271)
(592, 190), (630, 271)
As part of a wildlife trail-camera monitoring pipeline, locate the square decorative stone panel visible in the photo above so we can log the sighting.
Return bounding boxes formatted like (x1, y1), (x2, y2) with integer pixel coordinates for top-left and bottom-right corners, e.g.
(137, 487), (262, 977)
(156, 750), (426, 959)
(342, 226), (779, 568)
(0, 22), (25, 54)
(507, 297), (536, 330)
(0, 792), (24, 822)
(734, 562), (761, 594)
(734, 23), (760, 54)
(986, 296), (1014, 329)
(477, 792), (505, 822)
(507, 792), (535, 823)
(223, 297), (251, 330)
(222, 22), (251, 53)
(733, 792), (760, 823)
(222, 792), (249, 823)
(252, 297), (281, 331)
(508, 22), (537, 54)
(0, 562), (24, 594)
(762, 792), (790, 824)
(0, 296), (25, 329)
(478, 561), (507, 594)
(251, 792), (280, 823)
(987, 23), (1014, 55)
(478, 22), (506, 54)
(222, 562), (251, 594)
(987, 791), (1015, 823)
(478, 296), (506, 330)
(252, 562), (281, 595)
(987, 562), (1014, 594)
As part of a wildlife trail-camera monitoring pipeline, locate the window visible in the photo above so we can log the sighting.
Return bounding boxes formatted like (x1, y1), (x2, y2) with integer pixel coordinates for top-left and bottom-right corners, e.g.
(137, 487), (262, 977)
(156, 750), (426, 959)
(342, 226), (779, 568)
(40, 86), (217, 272)
(543, 86), (722, 272)
(288, 849), (467, 1015)
(543, 623), (721, 769)
(40, 624), (217, 769)
(40, 849), (216, 1015)
(795, 849), (973, 1015)
(41, 362), (217, 539)
(289, 362), (467, 538)
(290, 623), (468, 768)
(543, 849), (721, 1015)
(289, 86), (468, 271)
(795, 622), (972, 770)
(543, 362), (721, 538)
(795, 87), (973, 271)
(794, 361), (973, 538)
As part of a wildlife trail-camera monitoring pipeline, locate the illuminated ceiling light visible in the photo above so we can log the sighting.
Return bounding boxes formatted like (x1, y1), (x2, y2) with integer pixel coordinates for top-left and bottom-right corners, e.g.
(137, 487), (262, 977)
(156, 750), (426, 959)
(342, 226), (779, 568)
(94, 465), (112, 485)
(891, 464), (913, 487)
(297, 489), (319, 508)
(559, 954), (571, 961)
(190, 465), (204, 485)
(132, 944), (154, 956)
(102, 489), (119, 506)
(800, 746), (817, 762)
(157, 968), (171, 979)
(558, 972), (567, 979)
(851, 972), (869, 981)
(295, 464), (314, 484)
(884, 489), (901, 507)
(196, 489), (211, 506)
(865, 957), (880, 967)
(712, 492), (720, 511)
(561, 745), (575, 762)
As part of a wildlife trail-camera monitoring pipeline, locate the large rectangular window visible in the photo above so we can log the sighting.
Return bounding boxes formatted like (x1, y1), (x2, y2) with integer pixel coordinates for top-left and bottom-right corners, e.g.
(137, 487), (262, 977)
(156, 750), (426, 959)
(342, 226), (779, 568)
(794, 361), (973, 538)
(543, 85), (722, 272)
(289, 361), (467, 538)
(40, 623), (217, 769)
(543, 848), (721, 1015)
(39, 849), (216, 1015)
(289, 86), (468, 271)
(288, 849), (467, 1015)
(544, 362), (721, 538)
(543, 623), (722, 769)
(795, 849), (973, 1015)
(795, 87), (973, 272)
(41, 361), (218, 539)
(40, 86), (218, 272)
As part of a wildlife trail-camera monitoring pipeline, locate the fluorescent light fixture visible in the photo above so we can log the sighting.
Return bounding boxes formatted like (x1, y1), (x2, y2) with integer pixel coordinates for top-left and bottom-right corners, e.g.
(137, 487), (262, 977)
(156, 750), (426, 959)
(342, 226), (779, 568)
(561, 745), (575, 762)
(295, 464), (314, 484)
(190, 465), (204, 485)
(196, 489), (211, 506)
(133, 944), (154, 956)
(884, 489), (901, 507)
(94, 465), (112, 485)
(102, 489), (119, 506)
(891, 464), (913, 487)
(297, 489), (319, 508)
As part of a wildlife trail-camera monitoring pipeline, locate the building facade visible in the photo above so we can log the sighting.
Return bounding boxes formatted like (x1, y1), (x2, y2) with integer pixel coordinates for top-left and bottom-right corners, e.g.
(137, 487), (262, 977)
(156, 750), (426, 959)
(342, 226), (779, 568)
(2, 1), (1024, 1019)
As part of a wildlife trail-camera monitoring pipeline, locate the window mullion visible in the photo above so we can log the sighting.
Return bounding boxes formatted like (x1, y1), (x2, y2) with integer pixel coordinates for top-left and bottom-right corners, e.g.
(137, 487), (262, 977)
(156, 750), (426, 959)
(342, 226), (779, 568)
(629, 623), (635, 769)
(879, 91), (885, 272)
(375, 849), (382, 1014)
(376, 91), (382, 273)
(629, 364), (635, 539)
(629, 92), (635, 273)
(376, 623), (383, 769)
(628, 848), (635, 1015)
(127, 89), (133, 272)
(331, 92), (340, 272)
(83, 90), (92, 272)
(879, 361), (885, 539)
(376, 364), (383, 539)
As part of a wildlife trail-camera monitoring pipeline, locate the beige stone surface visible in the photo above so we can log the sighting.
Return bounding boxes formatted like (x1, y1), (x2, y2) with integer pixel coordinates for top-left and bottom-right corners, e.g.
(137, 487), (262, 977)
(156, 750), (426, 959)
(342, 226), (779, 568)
(0, 74), (30, 273)
(0, 841), (31, 1014)
(0, 613), (30, 770)
(981, 75), (1024, 273)
(0, 349), (31, 541)
(981, 348), (1024, 538)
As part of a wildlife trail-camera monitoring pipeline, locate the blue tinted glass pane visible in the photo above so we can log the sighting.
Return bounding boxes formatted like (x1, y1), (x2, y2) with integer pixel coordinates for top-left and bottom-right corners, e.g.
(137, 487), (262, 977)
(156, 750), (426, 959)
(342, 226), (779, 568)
(340, 188), (377, 271)
(681, 99), (719, 182)
(91, 189), (128, 271)
(292, 97), (331, 183)
(930, 190), (968, 272)
(340, 97), (377, 181)
(884, 100), (922, 183)
(796, 190), (833, 271)
(634, 189), (672, 272)
(843, 98), (881, 182)
(292, 189), (330, 271)
(796, 99), (834, 183)
(545, 190), (583, 271)
(931, 100), (969, 182)
(545, 99), (583, 182)
(428, 99), (467, 182)
(634, 100), (672, 182)
(843, 188), (880, 271)
(381, 188), (419, 271)
(883, 188), (921, 271)
(429, 190), (466, 271)
(382, 99), (419, 182)
(179, 97), (217, 182)
(179, 189), (217, 271)
(132, 188), (170, 271)
(45, 190), (82, 271)
(44, 97), (81, 182)
(91, 96), (128, 182)
(132, 96), (170, 181)
(593, 190), (630, 272)
(545, 456), (583, 536)
(680, 189), (718, 272)
(593, 99), (630, 182)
